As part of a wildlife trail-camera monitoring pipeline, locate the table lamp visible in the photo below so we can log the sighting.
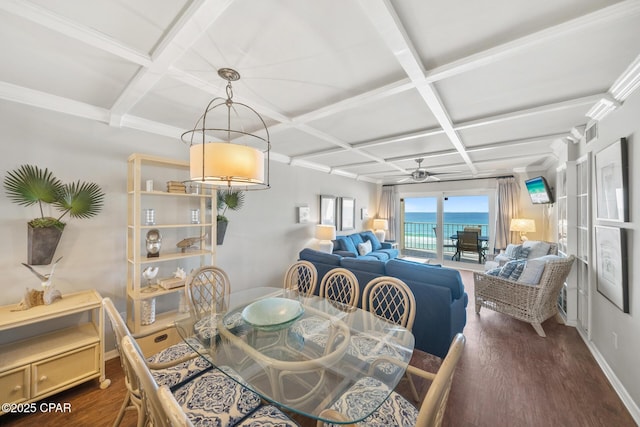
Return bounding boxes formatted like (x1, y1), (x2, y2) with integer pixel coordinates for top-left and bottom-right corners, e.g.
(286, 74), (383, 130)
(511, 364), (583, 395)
(510, 218), (536, 242)
(316, 224), (336, 253)
(373, 218), (389, 242)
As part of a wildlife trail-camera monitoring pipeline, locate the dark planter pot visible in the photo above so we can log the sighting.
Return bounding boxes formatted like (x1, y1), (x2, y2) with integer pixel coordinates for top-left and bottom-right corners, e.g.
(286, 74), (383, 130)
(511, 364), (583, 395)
(28, 224), (63, 265)
(217, 221), (228, 245)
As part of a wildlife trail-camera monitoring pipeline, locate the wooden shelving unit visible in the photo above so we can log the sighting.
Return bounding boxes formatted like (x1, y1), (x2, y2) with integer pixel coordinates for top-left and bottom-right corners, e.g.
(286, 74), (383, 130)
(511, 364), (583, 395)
(126, 153), (215, 343)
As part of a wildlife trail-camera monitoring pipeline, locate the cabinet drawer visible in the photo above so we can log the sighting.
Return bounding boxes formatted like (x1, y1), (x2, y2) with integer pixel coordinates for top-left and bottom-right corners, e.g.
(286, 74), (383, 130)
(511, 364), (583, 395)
(135, 327), (182, 358)
(32, 344), (99, 398)
(0, 366), (29, 408)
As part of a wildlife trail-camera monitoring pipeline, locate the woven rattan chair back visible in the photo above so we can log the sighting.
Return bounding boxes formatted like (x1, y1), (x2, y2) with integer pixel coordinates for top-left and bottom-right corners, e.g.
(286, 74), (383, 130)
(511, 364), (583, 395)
(121, 335), (171, 427)
(158, 386), (193, 427)
(103, 298), (144, 427)
(362, 276), (416, 330)
(284, 260), (318, 297)
(185, 266), (231, 320)
(319, 268), (359, 308)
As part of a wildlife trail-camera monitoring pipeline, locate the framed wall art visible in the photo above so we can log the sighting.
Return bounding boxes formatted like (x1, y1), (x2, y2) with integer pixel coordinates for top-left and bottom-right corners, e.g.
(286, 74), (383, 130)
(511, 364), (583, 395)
(595, 225), (628, 313)
(340, 197), (355, 231)
(595, 138), (628, 222)
(297, 206), (310, 223)
(319, 195), (336, 226)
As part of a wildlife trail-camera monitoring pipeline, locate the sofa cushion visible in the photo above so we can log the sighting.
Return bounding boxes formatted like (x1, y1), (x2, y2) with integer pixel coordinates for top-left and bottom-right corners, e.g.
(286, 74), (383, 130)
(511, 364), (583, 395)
(340, 257), (386, 275)
(364, 251), (389, 261)
(360, 230), (382, 251)
(349, 232), (364, 246)
(335, 236), (358, 255)
(517, 259), (546, 285)
(385, 259), (464, 300)
(376, 248), (399, 260)
(299, 248), (341, 266)
(357, 240), (372, 256)
(523, 240), (551, 259)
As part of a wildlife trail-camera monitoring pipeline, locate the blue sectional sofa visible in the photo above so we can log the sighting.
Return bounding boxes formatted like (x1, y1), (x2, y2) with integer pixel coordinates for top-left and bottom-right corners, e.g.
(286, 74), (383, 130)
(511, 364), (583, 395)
(333, 230), (399, 261)
(298, 247), (467, 358)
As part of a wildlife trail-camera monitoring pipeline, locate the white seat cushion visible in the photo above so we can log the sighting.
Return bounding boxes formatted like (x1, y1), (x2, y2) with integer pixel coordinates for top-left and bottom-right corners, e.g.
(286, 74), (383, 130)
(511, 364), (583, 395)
(194, 312), (243, 341)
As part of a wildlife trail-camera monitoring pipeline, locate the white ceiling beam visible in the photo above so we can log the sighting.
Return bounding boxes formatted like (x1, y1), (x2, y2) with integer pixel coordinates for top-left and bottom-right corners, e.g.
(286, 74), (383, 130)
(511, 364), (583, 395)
(425, 0), (640, 82)
(357, 0), (477, 174)
(109, 0), (235, 125)
(0, 0), (151, 67)
(0, 81), (109, 123)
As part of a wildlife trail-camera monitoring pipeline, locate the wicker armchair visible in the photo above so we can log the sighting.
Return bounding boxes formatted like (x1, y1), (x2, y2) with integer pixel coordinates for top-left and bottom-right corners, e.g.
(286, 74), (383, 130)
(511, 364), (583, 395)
(474, 255), (575, 337)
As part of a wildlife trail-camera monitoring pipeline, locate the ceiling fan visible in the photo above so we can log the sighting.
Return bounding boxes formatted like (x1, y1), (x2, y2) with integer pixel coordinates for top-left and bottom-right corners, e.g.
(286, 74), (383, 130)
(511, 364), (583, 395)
(396, 158), (454, 183)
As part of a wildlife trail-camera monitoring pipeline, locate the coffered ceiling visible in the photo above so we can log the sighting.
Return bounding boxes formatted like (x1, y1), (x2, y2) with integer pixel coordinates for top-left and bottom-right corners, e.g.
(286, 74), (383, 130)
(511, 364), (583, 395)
(1, 0), (639, 184)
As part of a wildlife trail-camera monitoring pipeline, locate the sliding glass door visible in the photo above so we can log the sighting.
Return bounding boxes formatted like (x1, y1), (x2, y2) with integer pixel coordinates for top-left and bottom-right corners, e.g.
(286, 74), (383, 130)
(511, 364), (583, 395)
(401, 194), (490, 265)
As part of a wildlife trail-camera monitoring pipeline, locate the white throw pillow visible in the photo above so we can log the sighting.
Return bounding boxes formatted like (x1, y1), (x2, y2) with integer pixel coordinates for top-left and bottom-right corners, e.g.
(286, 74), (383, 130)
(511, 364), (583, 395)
(523, 240), (551, 259)
(517, 259), (546, 285)
(357, 240), (372, 256)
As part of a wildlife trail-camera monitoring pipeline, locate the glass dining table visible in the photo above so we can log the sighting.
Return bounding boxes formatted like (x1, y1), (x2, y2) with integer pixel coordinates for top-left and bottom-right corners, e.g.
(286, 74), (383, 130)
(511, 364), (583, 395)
(174, 287), (415, 424)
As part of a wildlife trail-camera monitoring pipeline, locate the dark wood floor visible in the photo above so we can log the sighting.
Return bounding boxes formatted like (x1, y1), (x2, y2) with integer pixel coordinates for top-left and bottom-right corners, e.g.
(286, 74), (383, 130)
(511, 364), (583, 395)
(3, 270), (636, 426)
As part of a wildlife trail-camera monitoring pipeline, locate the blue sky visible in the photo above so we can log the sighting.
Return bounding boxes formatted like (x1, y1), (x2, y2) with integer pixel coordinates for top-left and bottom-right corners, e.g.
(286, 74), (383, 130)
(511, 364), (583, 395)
(405, 196), (488, 212)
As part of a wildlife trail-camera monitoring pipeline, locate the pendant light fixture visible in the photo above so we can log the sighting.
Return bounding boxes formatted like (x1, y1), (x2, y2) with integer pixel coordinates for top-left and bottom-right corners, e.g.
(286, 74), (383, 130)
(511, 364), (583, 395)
(182, 68), (270, 190)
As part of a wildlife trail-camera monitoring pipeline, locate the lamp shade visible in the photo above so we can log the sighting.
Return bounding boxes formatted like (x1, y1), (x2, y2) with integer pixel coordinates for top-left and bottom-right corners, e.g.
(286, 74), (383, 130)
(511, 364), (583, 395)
(510, 218), (536, 233)
(373, 219), (388, 230)
(315, 224), (337, 241)
(190, 142), (265, 186)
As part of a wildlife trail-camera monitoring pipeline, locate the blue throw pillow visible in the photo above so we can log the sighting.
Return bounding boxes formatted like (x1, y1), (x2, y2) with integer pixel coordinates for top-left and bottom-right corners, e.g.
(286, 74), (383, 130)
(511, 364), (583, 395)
(498, 259), (526, 280)
(360, 230), (382, 251)
(486, 267), (501, 276)
(349, 233), (364, 247)
(336, 236), (357, 255)
(517, 246), (531, 259)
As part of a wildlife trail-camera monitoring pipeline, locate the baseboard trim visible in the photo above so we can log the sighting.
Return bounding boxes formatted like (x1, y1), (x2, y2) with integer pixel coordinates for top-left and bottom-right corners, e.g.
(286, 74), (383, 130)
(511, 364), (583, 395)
(578, 328), (640, 424)
(105, 349), (119, 361)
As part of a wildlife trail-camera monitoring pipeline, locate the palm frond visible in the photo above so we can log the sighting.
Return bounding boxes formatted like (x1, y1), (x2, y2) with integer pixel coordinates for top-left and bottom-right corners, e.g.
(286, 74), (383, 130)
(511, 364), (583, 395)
(3, 165), (63, 209)
(54, 181), (105, 220)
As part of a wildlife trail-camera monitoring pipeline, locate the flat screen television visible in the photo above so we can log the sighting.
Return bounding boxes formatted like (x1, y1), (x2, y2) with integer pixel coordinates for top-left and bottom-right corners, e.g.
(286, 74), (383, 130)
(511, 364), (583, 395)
(525, 176), (554, 204)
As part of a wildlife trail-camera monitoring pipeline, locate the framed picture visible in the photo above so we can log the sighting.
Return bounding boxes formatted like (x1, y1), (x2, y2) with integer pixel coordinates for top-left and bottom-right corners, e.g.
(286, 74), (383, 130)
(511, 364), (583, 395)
(319, 195), (336, 226)
(595, 225), (628, 313)
(297, 206), (310, 223)
(595, 138), (628, 222)
(340, 197), (355, 231)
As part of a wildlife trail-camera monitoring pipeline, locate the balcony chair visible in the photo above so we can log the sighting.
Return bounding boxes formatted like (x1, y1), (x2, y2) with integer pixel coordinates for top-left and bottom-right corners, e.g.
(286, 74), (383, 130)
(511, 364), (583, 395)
(433, 227), (457, 255)
(284, 260), (318, 297)
(454, 231), (485, 263)
(474, 255), (575, 336)
(121, 335), (298, 427)
(318, 333), (466, 427)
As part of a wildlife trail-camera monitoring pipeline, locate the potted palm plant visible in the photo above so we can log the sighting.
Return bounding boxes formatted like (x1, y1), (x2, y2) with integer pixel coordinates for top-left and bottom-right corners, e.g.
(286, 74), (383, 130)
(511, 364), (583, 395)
(216, 189), (244, 245)
(3, 165), (105, 264)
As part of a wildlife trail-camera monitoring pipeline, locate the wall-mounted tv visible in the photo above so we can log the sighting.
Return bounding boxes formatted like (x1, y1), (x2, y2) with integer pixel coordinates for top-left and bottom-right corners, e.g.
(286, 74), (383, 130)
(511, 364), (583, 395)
(525, 176), (554, 204)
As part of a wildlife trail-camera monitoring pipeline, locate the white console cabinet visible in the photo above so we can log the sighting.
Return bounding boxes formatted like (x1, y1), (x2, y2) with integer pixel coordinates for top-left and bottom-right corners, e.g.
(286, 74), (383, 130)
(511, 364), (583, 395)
(0, 290), (109, 414)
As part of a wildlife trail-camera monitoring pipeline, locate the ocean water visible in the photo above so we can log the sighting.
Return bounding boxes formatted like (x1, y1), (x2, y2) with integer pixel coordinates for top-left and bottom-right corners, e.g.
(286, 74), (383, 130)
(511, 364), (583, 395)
(404, 212), (488, 239)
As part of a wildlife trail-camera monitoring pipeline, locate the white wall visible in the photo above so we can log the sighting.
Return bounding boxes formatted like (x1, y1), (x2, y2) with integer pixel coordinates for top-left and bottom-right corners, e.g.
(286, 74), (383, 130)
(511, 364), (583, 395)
(0, 100), (378, 349)
(580, 90), (639, 412)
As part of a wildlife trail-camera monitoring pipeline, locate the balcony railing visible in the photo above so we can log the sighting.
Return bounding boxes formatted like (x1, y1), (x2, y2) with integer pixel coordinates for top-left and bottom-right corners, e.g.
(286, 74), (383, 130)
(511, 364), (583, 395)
(403, 222), (488, 252)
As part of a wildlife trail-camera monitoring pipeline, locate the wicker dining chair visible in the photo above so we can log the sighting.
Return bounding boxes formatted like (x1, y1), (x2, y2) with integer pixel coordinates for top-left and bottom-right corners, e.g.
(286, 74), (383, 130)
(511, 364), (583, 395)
(358, 276), (420, 401)
(185, 265), (231, 320)
(319, 267), (360, 308)
(284, 260), (318, 297)
(103, 298), (209, 427)
(121, 335), (299, 427)
(319, 333), (466, 427)
(474, 255), (575, 336)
